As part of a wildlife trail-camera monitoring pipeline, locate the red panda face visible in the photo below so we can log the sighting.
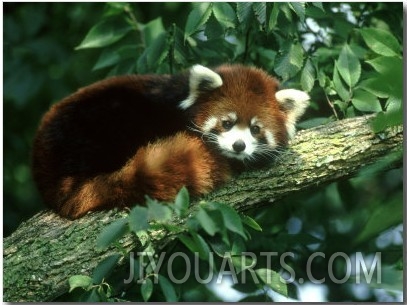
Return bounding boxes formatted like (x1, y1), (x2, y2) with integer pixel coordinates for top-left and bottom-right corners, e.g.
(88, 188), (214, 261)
(199, 110), (280, 163)
(180, 64), (310, 165)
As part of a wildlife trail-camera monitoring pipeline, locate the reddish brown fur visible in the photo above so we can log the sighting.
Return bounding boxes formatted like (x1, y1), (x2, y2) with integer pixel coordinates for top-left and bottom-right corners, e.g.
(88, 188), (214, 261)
(55, 132), (230, 218)
(32, 65), (294, 219)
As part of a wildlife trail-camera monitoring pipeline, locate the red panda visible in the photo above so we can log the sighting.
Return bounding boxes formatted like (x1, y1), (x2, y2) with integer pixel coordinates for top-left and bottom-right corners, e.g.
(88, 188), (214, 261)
(32, 64), (309, 219)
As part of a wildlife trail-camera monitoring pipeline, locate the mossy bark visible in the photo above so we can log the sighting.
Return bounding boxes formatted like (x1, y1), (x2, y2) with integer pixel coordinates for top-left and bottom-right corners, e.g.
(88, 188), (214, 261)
(3, 115), (402, 302)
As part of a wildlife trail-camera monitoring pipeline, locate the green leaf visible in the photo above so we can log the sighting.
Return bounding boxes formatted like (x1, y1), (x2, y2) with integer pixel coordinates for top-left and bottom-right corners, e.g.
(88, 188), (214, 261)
(255, 268), (288, 297)
(358, 78), (390, 99)
(204, 15), (225, 39)
(366, 56), (403, 75)
(231, 234), (247, 255)
(69, 275), (93, 292)
(146, 32), (169, 70)
(359, 28), (401, 57)
(92, 49), (120, 71)
(337, 44), (361, 87)
(128, 206), (149, 233)
(333, 62), (350, 102)
(312, 2), (325, 11)
(300, 58), (316, 92)
(207, 203), (247, 240)
(288, 2), (306, 22)
(140, 17), (165, 46)
(236, 2), (253, 23)
(252, 2), (267, 25)
(178, 233), (211, 261)
(141, 278), (153, 301)
(365, 56), (403, 100)
(158, 275), (178, 302)
(370, 109), (403, 133)
(351, 89), (382, 113)
(268, 3), (280, 31)
(242, 215), (262, 232)
(178, 234), (199, 253)
(147, 198), (172, 223)
(354, 193), (403, 245)
(195, 207), (219, 236)
(172, 25), (189, 65)
(184, 3), (212, 39)
(174, 186), (190, 218)
(212, 2), (236, 29)
(96, 218), (129, 250)
(92, 254), (121, 284)
(76, 18), (132, 49)
(274, 43), (304, 81)
(191, 232), (211, 261)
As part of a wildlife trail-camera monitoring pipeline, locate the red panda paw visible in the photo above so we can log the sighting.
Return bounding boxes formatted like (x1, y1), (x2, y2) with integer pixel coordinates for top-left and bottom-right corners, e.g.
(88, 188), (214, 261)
(125, 132), (231, 202)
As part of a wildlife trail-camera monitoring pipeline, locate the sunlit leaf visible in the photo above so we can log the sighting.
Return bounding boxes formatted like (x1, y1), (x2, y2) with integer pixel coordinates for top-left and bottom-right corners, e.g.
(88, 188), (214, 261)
(242, 215), (262, 232)
(332, 63), (350, 102)
(212, 2), (236, 29)
(288, 2), (306, 22)
(274, 42), (304, 81)
(300, 58), (316, 92)
(184, 3), (212, 39)
(207, 203), (247, 240)
(147, 198), (172, 222)
(195, 207), (219, 236)
(191, 232), (211, 260)
(128, 206), (149, 233)
(140, 17), (165, 46)
(268, 3), (280, 31)
(351, 89), (382, 112)
(359, 28), (401, 57)
(256, 268), (288, 296)
(76, 18), (132, 49)
(174, 186), (190, 218)
(178, 233), (211, 261)
(69, 275), (93, 292)
(236, 2), (252, 23)
(337, 44), (361, 87)
(252, 2), (267, 25)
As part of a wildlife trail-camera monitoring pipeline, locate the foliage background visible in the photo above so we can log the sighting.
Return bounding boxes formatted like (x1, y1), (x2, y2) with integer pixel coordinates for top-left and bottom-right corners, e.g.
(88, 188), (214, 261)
(3, 2), (403, 302)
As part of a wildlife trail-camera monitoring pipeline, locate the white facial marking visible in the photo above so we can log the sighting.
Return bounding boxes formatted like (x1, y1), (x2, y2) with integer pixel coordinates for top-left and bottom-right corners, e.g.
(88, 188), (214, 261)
(275, 89), (310, 139)
(275, 89), (310, 105)
(179, 65), (223, 110)
(251, 116), (264, 128)
(223, 112), (237, 122)
(202, 117), (218, 133)
(264, 130), (276, 148)
(218, 125), (257, 160)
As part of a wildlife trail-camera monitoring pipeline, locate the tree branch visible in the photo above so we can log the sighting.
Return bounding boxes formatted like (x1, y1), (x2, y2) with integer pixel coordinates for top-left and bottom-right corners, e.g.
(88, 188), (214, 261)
(3, 115), (402, 302)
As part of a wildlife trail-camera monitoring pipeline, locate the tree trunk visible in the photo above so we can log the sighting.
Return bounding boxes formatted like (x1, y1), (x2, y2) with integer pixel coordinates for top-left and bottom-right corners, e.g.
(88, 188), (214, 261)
(3, 115), (403, 302)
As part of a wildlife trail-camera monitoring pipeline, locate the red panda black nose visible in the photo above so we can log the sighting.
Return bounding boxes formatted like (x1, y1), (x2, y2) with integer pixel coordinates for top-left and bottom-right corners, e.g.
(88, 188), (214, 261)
(233, 140), (246, 153)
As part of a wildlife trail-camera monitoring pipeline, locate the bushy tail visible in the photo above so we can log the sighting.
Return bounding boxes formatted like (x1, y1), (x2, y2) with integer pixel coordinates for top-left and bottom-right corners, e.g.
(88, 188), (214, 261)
(36, 132), (231, 219)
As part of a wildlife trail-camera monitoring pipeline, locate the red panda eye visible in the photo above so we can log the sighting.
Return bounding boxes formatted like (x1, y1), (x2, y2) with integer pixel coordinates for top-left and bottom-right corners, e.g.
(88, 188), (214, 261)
(222, 120), (234, 130)
(251, 125), (260, 135)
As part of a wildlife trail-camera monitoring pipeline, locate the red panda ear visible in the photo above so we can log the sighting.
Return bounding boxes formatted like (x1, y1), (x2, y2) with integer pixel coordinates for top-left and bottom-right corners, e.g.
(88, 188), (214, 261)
(275, 89), (310, 139)
(179, 65), (223, 109)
